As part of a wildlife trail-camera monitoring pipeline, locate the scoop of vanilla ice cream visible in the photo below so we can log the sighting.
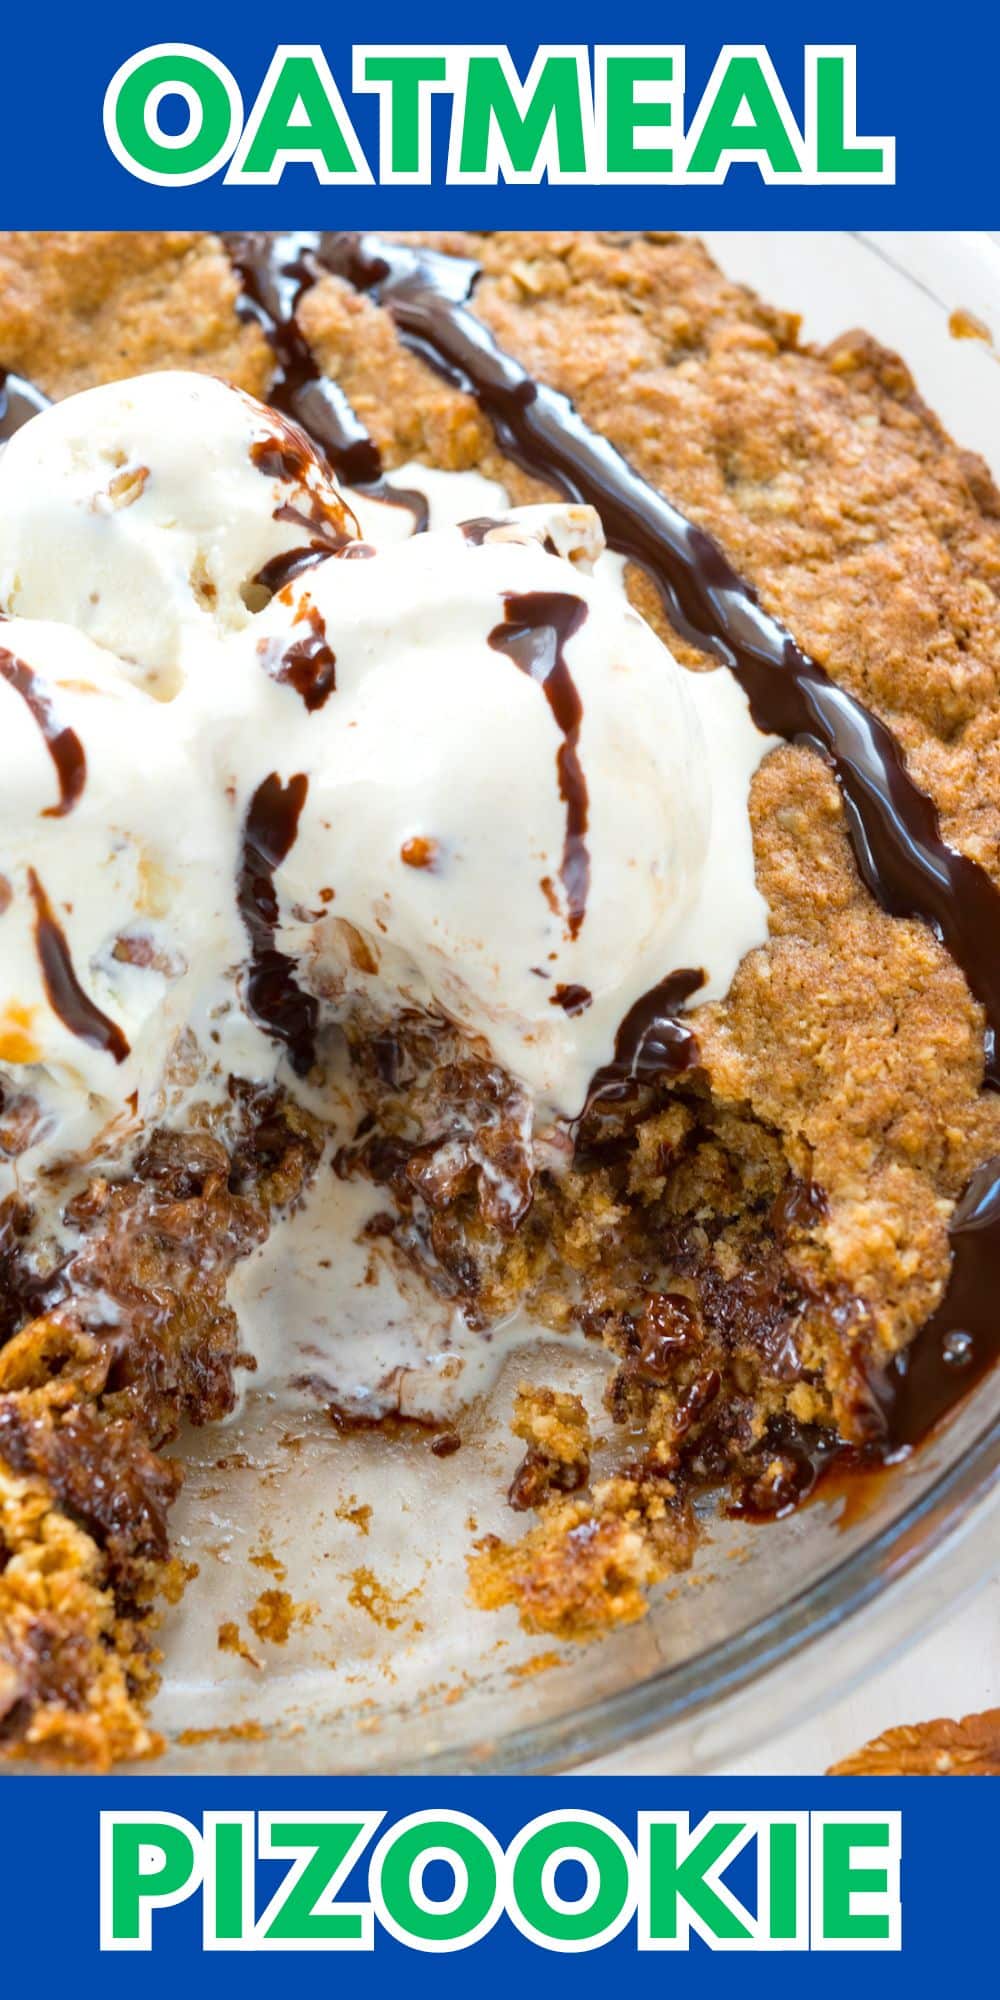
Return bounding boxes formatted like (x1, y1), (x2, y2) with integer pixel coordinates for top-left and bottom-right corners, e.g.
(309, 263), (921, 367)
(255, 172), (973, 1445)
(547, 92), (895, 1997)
(0, 362), (773, 1149)
(0, 618), (242, 1163)
(207, 505), (771, 1119)
(0, 371), (356, 695)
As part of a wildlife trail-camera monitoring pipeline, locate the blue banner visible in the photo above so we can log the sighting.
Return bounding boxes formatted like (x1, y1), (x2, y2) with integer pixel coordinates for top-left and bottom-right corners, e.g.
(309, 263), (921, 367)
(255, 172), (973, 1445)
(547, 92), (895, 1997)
(3, 5), (995, 227)
(1, 1777), (990, 1984)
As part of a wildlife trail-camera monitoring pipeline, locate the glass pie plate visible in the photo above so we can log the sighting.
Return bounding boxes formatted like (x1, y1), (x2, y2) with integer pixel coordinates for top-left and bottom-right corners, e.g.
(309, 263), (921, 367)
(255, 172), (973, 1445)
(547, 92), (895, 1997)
(51, 232), (1000, 1774)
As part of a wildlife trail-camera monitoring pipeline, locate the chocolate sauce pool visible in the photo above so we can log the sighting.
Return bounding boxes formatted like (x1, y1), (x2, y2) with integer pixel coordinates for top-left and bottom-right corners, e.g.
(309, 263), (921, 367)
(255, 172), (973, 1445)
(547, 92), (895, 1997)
(223, 233), (1000, 1450)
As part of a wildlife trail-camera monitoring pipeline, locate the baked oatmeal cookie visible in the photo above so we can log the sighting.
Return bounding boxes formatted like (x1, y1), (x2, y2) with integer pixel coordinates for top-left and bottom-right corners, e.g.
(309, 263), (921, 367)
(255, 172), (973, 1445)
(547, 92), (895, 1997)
(1, 228), (998, 1731)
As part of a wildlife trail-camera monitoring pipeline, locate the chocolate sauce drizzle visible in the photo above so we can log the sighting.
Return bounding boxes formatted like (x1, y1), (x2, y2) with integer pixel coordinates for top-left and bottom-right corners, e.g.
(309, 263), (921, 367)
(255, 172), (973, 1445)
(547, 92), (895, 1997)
(257, 600), (337, 713)
(223, 233), (1000, 1448)
(237, 773), (318, 1075)
(550, 982), (592, 1016)
(590, 969), (705, 1103)
(488, 590), (589, 939)
(253, 545), (329, 595)
(0, 646), (86, 816)
(248, 410), (361, 596)
(459, 516), (505, 547)
(0, 368), (49, 442)
(225, 233), (429, 537)
(27, 868), (129, 1063)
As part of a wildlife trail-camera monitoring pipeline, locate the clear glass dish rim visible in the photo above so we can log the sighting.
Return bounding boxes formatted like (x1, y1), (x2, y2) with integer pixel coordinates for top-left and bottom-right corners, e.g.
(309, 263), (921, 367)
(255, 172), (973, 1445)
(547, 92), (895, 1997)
(387, 1392), (1000, 1775)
